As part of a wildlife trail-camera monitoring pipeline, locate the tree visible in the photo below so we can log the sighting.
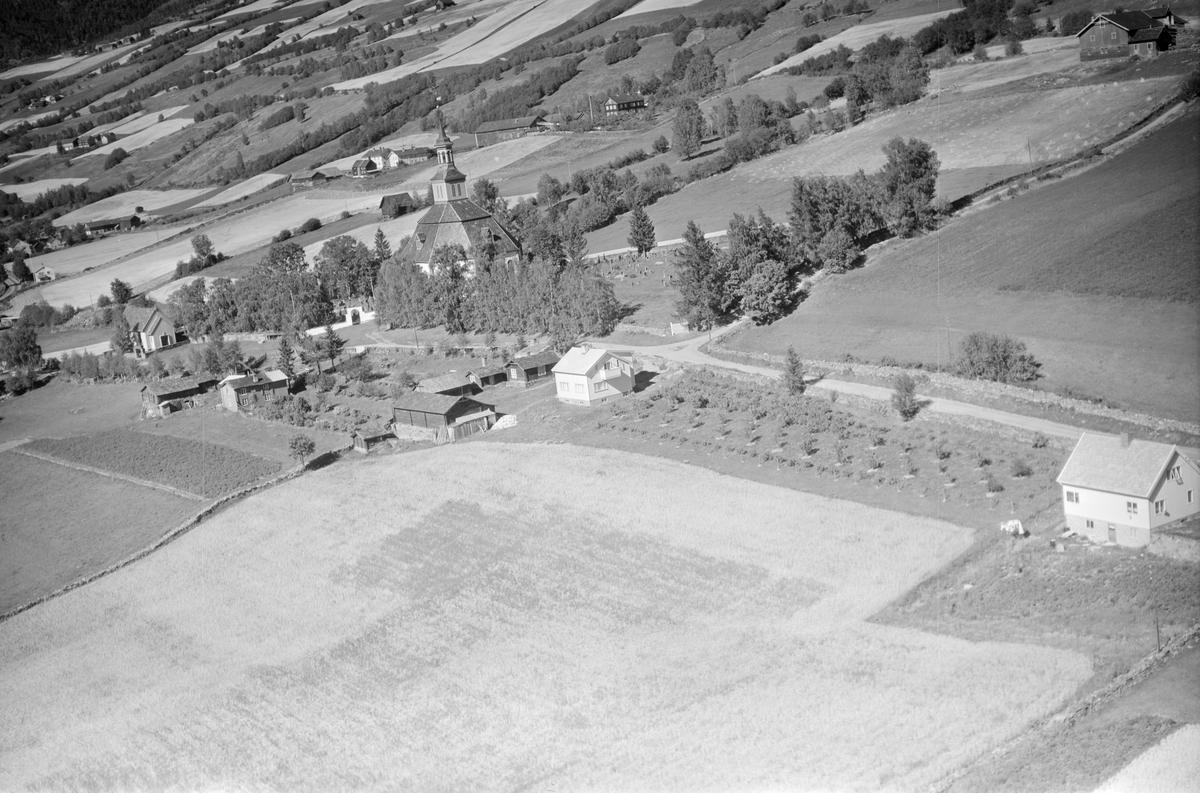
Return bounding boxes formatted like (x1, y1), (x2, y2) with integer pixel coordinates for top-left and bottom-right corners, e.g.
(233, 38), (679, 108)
(10, 255), (31, 282)
(955, 332), (1041, 383)
(289, 434), (316, 467)
(892, 372), (920, 420)
(110, 278), (133, 305)
(672, 99), (704, 160)
(627, 205), (656, 256)
(110, 308), (133, 354)
(783, 346), (805, 395)
(472, 177), (500, 213)
(314, 235), (375, 301)
(261, 242), (307, 274)
(320, 325), (346, 368)
(536, 173), (565, 208)
(1059, 9), (1094, 36)
(103, 148), (128, 170)
(674, 220), (724, 330)
(191, 234), (216, 265)
(372, 227), (391, 264)
(276, 335), (296, 381)
(652, 134), (670, 154)
(0, 322), (42, 371)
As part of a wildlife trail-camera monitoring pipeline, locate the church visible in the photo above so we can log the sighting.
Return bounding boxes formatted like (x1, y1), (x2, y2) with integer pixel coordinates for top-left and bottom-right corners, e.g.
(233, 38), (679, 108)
(402, 123), (522, 273)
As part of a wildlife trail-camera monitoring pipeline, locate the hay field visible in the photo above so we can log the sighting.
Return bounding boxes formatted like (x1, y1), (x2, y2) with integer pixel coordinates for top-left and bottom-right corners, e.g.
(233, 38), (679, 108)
(0, 55), (87, 80)
(0, 177), (89, 201)
(756, 8), (958, 77)
(191, 173), (289, 208)
(73, 117), (196, 160)
(215, 0), (285, 19)
(335, 0), (587, 90)
(930, 44), (1080, 96)
(0, 443), (1090, 790)
(726, 109), (1200, 422)
(0, 450), (198, 616)
(584, 76), (1179, 252)
(1094, 725), (1200, 793)
(104, 105), (189, 135)
(0, 110), (57, 133)
(616, 0), (706, 17)
(19, 231), (159, 277)
(52, 189), (212, 226)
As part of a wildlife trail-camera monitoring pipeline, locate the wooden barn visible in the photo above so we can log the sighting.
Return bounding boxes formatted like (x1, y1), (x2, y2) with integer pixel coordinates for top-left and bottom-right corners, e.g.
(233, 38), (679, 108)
(391, 393), (496, 441)
(140, 376), (216, 418)
(395, 146), (433, 165)
(473, 114), (545, 148)
(469, 364), (507, 388)
(416, 372), (478, 396)
(380, 193), (417, 219)
(1074, 9), (1184, 59)
(351, 427), (394, 454)
(504, 350), (560, 387)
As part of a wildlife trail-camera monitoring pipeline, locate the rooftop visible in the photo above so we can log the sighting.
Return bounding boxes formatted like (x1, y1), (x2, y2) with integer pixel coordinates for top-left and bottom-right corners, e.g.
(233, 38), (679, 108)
(1057, 433), (1190, 498)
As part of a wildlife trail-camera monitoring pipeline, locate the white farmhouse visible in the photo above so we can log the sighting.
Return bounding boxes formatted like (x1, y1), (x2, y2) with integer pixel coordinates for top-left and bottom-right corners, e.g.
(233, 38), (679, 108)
(1056, 433), (1200, 547)
(551, 345), (635, 406)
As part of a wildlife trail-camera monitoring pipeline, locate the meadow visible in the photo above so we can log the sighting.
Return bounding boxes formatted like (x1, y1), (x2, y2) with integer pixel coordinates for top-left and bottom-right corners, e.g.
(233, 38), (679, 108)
(0, 450), (197, 615)
(724, 108), (1200, 422)
(26, 428), (280, 498)
(18, 231), (160, 277)
(0, 443), (1091, 790)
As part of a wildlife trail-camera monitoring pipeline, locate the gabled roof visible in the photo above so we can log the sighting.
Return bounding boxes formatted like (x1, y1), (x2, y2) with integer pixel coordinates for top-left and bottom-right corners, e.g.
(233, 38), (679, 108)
(606, 93), (644, 104)
(291, 169), (331, 181)
(365, 146), (395, 158)
(393, 392), (492, 415)
(1077, 10), (1163, 34)
(124, 305), (163, 334)
(144, 376), (212, 398)
(1057, 433), (1197, 498)
(552, 346), (631, 376)
(406, 198), (521, 266)
(380, 192), (416, 207)
(417, 372), (473, 393)
(220, 369), (287, 391)
(1129, 25), (1168, 41)
(471, 364), (506, 379)
(507, 350), (561, 371)
(394, 146), (432, 158)
(473, 115), (544, 134)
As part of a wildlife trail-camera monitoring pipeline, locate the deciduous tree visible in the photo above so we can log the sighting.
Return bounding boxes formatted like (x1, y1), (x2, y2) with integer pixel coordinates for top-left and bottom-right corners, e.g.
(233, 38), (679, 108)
(289, 434), (316, 467)
(110, 278), (133, 305)
(672, 99), (704, 161)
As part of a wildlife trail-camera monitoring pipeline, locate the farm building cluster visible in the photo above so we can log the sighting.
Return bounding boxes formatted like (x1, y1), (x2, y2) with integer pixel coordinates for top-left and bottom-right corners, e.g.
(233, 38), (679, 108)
(1074, 6), (1188, 59)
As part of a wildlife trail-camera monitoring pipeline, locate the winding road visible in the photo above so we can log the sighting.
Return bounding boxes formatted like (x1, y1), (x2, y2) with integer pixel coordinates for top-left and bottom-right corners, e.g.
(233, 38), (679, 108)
(589, 321), (1091, 441)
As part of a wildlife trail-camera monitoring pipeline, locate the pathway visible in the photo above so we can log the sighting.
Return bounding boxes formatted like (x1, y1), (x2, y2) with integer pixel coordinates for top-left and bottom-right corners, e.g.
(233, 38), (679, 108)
(589, 321), (1090, 441)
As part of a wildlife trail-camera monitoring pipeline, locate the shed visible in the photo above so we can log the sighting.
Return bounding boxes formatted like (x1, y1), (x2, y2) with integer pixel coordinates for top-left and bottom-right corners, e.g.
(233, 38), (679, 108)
(1057, 433), (1200, 547)
(391, 393), (495, 441)
(469, 363), (507, 388)
(140, 376), (216, 418)
(473, 114), (545, 148)
(416, 372), (477, 396)
(504, 350), (560, 387)
(380, 192), (417, 218)
(352, 427), (394, 454)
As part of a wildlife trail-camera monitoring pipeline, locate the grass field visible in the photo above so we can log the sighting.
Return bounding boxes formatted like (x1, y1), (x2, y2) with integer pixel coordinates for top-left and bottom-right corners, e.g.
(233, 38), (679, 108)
(724, 107), (1200, 422)
(25, 428), (280, 497)
(0, 442), (1089, 790)
(1094, 723), (1200, 792)
(0, 177), (90, 200)
(18, 231), (160, 277)
(0, 450), (197, 615)
(52, 189), (213, 226)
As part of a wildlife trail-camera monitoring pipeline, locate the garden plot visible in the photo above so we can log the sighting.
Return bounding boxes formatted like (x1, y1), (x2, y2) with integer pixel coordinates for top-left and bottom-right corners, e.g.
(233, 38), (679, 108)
(0, 178), (89, 201)
(336, 0), (586, 90)
(52, 189), (212, 226)
(191, 173), (289, 208)
(0, 443), (1090, 791)
(616, 0), (707, 18)
(19, 232), (159, 277)
(73, 116), (195, 160)
(756, 8), (958, 77)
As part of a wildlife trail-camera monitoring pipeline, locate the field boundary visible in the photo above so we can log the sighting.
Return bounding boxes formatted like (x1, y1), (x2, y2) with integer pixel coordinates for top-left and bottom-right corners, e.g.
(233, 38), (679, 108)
(0, 442), (354, 626)
(12, 447), (207, 501)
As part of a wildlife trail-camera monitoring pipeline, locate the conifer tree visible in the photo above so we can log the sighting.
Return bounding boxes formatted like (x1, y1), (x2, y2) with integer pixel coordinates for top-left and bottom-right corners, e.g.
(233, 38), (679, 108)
(372, 228), (391, 263)
(276, 335), (296, 381)
(627, 205), (656, 256)
(783, 346), (805, 395)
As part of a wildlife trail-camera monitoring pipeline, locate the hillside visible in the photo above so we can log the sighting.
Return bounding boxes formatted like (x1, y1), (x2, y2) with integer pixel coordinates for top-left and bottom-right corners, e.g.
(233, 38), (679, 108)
(724, 107), (1200, 422)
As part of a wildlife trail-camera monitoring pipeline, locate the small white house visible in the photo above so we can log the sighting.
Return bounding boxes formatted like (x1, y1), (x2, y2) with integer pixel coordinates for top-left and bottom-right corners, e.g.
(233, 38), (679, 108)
(551, 345), (635, 406)
(1057, 433), (1200, 547)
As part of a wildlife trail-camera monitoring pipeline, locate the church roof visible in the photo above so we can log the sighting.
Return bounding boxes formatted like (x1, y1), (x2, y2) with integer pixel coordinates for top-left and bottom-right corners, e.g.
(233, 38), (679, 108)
(432, 162), (466, 183)
(405, 199), (521, 266)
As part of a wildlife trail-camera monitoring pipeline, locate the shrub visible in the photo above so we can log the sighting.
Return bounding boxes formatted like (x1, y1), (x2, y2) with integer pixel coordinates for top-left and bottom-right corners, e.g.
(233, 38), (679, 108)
(1031, 432), (1049, 449)
(892, 373), (920, 420)
(652, 135), (670, 154)
(1005, 36), (1023, 57)
(1180, 67), (1200, 102)
(274, 228), (292, 242)
(312, 372), (335, 392)
(986, 473), (1004, 493)
(1010, 458), (1033, 478)
(299, 217), (321, 233)
(103, 147), (129, 170)
(955, 332), (1041, 383)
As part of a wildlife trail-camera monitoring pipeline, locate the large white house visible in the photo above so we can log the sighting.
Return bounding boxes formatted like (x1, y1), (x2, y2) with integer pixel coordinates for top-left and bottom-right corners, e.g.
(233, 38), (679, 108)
(1056, 433), (1200, 547)
(552, 345), (635, 406)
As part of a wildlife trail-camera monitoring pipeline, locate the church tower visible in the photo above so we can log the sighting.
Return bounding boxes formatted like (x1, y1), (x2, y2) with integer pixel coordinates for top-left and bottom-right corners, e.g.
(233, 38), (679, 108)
(430, 123), (467, 203)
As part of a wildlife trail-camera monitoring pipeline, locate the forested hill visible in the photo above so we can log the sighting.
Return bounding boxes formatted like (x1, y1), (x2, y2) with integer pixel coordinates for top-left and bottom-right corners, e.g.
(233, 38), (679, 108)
(0, 0), (177, 63)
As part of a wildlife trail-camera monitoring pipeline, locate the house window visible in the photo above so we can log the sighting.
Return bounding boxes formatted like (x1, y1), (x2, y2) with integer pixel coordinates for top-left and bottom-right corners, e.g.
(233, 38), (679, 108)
(1111, 31), (1117, 39)
(574, 383), (584, 393)
(558, 380), (568, 392)
(1065, 491), (1079, 503)
(1189, 490), (1194, 504)
(1154, 500), (1165, 515)
(1086, 519), (1094, 529)
(1170, 465), (1182, 482)
(160, 334), (170, 347)
(594, 381), (607, 392)
(1126, 501), (1138, 514)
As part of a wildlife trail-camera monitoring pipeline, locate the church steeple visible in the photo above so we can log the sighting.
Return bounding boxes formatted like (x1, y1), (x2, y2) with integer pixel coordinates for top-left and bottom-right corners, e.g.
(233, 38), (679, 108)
(430, 118), (466, 203)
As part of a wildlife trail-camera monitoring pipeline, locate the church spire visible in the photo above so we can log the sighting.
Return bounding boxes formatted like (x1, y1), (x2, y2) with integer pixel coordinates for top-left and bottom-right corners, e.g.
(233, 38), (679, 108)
(429, 112), (465, 203)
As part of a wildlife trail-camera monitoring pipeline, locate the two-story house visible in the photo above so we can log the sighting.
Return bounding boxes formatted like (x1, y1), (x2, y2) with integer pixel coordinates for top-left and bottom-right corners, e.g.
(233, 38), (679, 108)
(552, 345), (635, 406)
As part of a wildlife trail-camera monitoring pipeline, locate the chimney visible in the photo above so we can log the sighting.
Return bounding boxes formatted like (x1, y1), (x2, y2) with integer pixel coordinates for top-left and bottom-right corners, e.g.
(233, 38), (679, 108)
(1120, 432), (1131, 448)
(581, 342), (591, 352)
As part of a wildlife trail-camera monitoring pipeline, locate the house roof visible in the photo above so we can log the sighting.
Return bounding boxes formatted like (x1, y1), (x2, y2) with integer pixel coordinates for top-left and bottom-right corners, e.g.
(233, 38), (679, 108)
(1144, 6), (1189, 23)
(291, 169), (330, 181)
(1128, 25), (1168, 41)
(473, 115), (544, 134)
(365, 146), (395, 158)
(393, 392), (492, 415)
(1056, 433), (1194, 498)
(380, 193), (416, 207)
(471, 364), (506, 379)
(508, 350), (561, 371)
(1078, 10), (1163, 33)
(552, 346), (631, 376)
(606, 94), (644, 104)
(124, 306), (162, 334)
(144, 377), (209, 398)
(394, 146), (432, 158)
(417, 372), (473, 393)
(220, 369), (288, 391)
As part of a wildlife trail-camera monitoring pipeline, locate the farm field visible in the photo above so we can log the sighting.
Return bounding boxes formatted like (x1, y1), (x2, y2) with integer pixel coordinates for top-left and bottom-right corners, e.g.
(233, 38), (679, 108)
(756, 8), (958, 77)
(52, 189), (213, 226)
(0, 443), (1090, 790)
(0, 177), (90, 200)
(26, 428), (280, 498)
(104, 105), (189, 135)
(0, 450), (198, 616)
(723, 107), (1200, 422)
(1094, 725), (1200, 793)
(73, 116), (196, 161)
(616, 0), (707, 18)
(334, 0), (588, 90)
(584, 74), (1180, 252)
(191, 173), (289, 208)
(18, 231), (160, 277)
(0, 381), (143, 445)
(930, 43), (1080, 96)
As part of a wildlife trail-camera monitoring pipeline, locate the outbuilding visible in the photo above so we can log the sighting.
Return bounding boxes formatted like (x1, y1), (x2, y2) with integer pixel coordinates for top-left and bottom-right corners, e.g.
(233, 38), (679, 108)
(504, 350), (560, 387)
(140, 376), (216, 418)
(416, 372), (477, 396)
(391, 393), (496, 441)
(1057, 432), (1200, 547)
(380, 192), (417, 218)
(472, 114), (545, 148)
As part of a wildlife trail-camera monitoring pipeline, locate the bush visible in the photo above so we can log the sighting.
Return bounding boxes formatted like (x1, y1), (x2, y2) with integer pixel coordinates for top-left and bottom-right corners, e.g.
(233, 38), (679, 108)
(892, 373), (920, 420)
(973, 43), (989, 62)
(299, 217), (321, 233)
(1180, 67), (1200, 102)
(1032, 432), (1048, 449)
(103, 147), (129, 170)
(652, 134), (669, 153)
(1010, 458), (1033, 478)
(955, 332), (1041, 384)
(603, 38), (641, 65)
(312, 372), (335, 392)
(274, 228), (292, 242)
(1005, 37), (1024, 57)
